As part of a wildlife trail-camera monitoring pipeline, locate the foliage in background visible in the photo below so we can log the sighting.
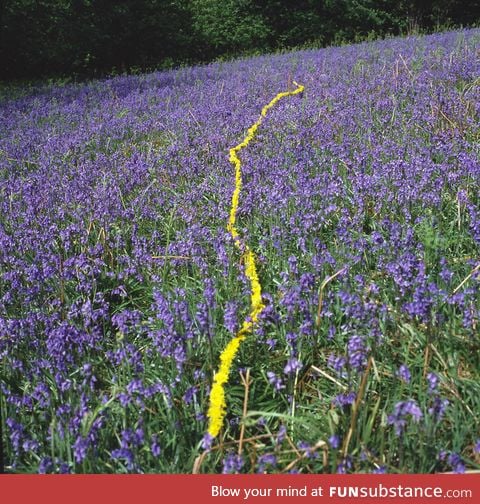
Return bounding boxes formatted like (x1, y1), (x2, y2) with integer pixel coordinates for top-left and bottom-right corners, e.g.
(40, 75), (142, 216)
(1, 0), (480, 80)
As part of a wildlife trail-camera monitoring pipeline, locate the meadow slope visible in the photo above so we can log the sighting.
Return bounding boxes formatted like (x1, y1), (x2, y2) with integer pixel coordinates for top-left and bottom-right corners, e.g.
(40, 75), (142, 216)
(0, 29), (479, 473)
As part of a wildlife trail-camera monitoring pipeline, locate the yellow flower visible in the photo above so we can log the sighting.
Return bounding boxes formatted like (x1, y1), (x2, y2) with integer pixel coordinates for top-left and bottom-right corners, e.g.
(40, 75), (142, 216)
(206, 82), (304, 439)
(207, 333), (246, 437)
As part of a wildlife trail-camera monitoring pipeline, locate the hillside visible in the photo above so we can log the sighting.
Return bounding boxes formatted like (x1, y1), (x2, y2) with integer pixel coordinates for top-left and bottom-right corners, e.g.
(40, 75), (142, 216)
(0, 29), (479, 474)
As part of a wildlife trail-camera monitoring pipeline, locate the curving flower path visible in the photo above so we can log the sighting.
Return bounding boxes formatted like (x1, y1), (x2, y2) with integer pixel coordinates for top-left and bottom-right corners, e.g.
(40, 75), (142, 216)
(206, 82), (305, 438)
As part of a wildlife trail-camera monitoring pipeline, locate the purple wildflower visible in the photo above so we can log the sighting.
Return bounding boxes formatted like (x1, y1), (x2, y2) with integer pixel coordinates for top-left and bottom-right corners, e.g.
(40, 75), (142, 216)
(428, 397), (449, 422)
(284, 357), (301, 375)
(151, 435), (161, 457)
(334, 392), (356, 407)
(347, 335), (368, 371)
(201, 433), (213, 450)
(328, 353), (347, 375)
(73, 436), (90, 464)
(59, 463), (72, 474)
(387, 400), (423, 435)
(329, 434), (341, 449)
(396, 364), (411, 383)
(337, 456), (353, 474)
(183, 386), (197, 405)
(447, 453), (465, 473)
(222, 452), (244, 474)
(223, 301), (238, 334)
(267, 371), (285, 391)
(427, 372), (440, 393)
(111, 448), (135, 471)
(256, 454), (277, 473)
(38, 457), (54, 474)
(276, 425), (287, 445)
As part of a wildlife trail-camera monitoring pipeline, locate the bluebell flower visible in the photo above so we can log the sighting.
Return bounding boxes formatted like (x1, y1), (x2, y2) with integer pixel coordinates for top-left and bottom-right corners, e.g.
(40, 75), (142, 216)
(396, 364), (411, 383)
(329, 434), (340, 449)
(257, 454), (277, 473)
(284, 357), (301, 375)
(222, 452), (244, 474)
(387, 400), (423, 435)
(427, 372), (440, 393)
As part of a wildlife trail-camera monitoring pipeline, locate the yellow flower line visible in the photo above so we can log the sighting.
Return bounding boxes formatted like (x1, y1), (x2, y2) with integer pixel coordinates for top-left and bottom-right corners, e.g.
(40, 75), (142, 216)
(206, 81), (305, 438)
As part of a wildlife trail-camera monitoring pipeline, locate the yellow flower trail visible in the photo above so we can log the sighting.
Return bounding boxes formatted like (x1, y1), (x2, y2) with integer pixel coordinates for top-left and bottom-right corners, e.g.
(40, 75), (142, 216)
(207, 81), (305, 438)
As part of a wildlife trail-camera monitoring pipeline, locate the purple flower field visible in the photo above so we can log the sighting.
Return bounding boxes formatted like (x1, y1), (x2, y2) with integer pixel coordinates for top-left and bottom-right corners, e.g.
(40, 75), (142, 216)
(0, 29), (479, 473)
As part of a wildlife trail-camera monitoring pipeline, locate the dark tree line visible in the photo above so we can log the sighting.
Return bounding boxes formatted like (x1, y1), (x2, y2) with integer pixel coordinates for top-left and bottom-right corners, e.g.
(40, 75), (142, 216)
(1, 0), (479, 80)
